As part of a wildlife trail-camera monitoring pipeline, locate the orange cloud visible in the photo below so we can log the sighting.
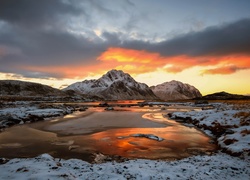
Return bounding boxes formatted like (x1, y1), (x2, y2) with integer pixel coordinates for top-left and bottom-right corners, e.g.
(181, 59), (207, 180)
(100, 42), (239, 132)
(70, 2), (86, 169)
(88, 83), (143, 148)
(20, 47), (250, 79)
(98, 47), (161, 64)
(98, 47), (250, 75)
(21, 62), (117, 79)
(201, 66), (246, 75)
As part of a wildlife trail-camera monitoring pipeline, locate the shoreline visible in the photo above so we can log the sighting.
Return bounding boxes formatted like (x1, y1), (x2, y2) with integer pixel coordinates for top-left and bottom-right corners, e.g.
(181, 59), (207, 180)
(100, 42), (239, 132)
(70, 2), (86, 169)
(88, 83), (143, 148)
(0, 105), (217, 162)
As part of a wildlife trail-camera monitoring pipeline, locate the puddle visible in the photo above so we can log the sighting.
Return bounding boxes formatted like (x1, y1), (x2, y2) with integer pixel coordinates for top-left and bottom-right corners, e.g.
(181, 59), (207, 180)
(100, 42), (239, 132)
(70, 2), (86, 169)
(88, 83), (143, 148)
(0, 106), (217, 161)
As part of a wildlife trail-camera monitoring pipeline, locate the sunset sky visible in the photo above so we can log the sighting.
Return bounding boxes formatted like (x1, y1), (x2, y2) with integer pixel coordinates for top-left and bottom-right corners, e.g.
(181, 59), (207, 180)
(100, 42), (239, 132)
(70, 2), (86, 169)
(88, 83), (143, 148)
(0, 0), (250, 95)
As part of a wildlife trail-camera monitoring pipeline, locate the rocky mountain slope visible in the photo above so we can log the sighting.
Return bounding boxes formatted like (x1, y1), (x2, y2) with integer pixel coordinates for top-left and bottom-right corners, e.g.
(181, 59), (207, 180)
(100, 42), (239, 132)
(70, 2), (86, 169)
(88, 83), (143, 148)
(0, 80), (65, 96)
(150, 80), (202, 101)
(64, 70), (157, 100)
(0, 80), (102, 101)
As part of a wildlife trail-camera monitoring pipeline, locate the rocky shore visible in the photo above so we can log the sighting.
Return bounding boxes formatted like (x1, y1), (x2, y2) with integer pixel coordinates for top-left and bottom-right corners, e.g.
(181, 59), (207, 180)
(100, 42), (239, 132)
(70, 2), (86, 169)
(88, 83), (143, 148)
(169, 102), (250, 158)
(0, 102), (88, 130)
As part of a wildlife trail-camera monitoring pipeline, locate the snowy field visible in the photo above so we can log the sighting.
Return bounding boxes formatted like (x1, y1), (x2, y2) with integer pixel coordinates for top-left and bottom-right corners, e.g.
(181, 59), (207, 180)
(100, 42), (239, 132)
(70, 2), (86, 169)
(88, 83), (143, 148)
(0, 102), (249, 179)
(171, 102), (250, 156)
(0, 153), (249, 180)
(0, 103), (76, 129)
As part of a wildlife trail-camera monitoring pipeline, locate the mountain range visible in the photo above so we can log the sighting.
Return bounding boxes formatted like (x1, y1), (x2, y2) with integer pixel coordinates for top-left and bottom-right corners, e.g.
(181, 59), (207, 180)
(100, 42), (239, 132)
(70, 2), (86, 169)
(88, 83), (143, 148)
(2, 69), (247, 101)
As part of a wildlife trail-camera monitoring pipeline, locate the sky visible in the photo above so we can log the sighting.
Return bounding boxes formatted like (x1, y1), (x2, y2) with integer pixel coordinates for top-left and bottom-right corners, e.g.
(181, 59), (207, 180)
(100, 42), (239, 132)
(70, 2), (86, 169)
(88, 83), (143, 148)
(0, 0), (250, 95)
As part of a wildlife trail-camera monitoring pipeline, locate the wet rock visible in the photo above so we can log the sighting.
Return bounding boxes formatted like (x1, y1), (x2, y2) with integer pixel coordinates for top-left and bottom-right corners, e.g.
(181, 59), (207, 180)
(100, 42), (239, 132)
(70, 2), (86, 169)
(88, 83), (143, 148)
(105, 107), (114, 111)
(79, 107), (88, 111)
(131, 134), (164, 141)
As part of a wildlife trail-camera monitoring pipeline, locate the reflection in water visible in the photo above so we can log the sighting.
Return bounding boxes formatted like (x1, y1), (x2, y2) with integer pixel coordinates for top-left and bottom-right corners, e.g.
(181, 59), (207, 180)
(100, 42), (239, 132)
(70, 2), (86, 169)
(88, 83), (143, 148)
(89, 125), (214, 160)
(0, 106), (216, 161)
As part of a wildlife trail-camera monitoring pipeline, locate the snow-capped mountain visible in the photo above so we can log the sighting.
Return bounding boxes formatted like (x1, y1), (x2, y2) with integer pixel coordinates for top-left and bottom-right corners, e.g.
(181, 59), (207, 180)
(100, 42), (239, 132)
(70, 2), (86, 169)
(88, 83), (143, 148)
(150, 80), (202, 101)
(63, 70), (157, 100)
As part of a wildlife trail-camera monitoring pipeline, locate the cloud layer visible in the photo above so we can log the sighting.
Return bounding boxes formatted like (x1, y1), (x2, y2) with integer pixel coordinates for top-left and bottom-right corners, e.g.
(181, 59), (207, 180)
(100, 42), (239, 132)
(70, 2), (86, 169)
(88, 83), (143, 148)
(0, 0), (250, 79)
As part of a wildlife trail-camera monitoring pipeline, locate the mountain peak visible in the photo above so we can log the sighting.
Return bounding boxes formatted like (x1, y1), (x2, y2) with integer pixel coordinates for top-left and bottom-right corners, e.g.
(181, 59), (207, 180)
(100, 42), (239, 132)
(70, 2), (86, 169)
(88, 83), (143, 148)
(102, 69), (129, 80)
(99, 69), (135, 87)
(64, 70), (157, 100)
(150, 80), (202, 101)
(106, 69), (125, 75)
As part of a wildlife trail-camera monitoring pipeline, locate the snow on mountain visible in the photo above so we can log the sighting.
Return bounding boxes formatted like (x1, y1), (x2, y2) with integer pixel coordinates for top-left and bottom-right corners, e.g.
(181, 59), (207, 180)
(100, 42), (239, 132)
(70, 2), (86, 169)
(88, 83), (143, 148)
(63, 70), (157, 100)
(150, 80), (202, 101)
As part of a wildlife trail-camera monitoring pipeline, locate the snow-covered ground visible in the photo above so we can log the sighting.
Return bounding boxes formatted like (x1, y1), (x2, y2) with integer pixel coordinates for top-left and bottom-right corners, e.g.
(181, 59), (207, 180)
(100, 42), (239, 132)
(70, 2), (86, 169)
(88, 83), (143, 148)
(0, 153), (249, 180)
(0, 102), (249, 179)
(0, 104), (76, 129)
(171, 103), (250, 156)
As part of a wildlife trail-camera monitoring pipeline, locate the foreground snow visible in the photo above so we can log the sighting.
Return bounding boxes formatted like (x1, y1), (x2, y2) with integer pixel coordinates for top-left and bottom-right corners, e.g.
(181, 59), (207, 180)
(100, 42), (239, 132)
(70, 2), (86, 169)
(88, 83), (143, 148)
(0, 153), (249, 180)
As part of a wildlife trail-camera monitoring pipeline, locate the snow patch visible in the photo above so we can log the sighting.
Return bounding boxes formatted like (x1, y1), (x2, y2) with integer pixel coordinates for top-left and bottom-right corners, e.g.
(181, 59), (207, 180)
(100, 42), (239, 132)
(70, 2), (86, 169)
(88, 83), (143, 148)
(0, 153), (249, 179)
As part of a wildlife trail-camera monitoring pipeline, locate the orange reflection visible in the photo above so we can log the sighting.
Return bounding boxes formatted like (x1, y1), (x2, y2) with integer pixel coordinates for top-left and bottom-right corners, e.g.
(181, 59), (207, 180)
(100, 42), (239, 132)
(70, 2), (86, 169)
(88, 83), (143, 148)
(90, 126), (216, 160)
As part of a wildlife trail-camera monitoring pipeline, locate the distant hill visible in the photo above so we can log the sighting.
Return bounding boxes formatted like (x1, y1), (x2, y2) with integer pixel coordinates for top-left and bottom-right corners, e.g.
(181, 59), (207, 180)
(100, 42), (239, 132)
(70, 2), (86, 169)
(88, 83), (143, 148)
(150, 80), (202, 101)
(194, 91), (250, 100)
(63, 69), (157, 100)
(0, 80), (102, 101)
(0, 80), (66, 96)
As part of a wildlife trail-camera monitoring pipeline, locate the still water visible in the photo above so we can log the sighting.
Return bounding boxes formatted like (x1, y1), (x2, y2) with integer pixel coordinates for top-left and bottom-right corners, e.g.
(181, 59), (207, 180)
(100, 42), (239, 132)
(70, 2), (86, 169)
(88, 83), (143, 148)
(0, 106), (216, 162)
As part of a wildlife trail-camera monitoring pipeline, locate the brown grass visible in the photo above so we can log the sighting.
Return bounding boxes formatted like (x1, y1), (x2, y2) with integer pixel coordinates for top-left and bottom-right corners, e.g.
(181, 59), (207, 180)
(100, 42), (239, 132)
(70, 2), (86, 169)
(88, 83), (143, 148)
(233, 111), (250, 119)
(241, 129), (250, 136)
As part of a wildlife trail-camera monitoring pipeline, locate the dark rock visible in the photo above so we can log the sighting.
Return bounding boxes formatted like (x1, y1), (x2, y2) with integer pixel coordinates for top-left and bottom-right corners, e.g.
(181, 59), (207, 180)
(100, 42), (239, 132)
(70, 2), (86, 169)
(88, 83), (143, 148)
(225, 129), (235, 134)
(99, 102), (109, 107)
(195, 100), (209, 105)
(195, 91), (250, 100)
(0, 158), (9, 164)
(79, 107), (88, 111)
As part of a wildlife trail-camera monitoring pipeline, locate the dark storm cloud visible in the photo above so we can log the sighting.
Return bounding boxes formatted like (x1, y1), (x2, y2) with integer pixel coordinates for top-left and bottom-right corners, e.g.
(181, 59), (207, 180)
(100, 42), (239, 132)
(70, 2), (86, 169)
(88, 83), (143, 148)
(0, 24), (105, 64)
(0, 0), (81, 28)
(0, 0), (250, 79)
(122, 18), (250, 56)
(0, 0), (106, 78)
